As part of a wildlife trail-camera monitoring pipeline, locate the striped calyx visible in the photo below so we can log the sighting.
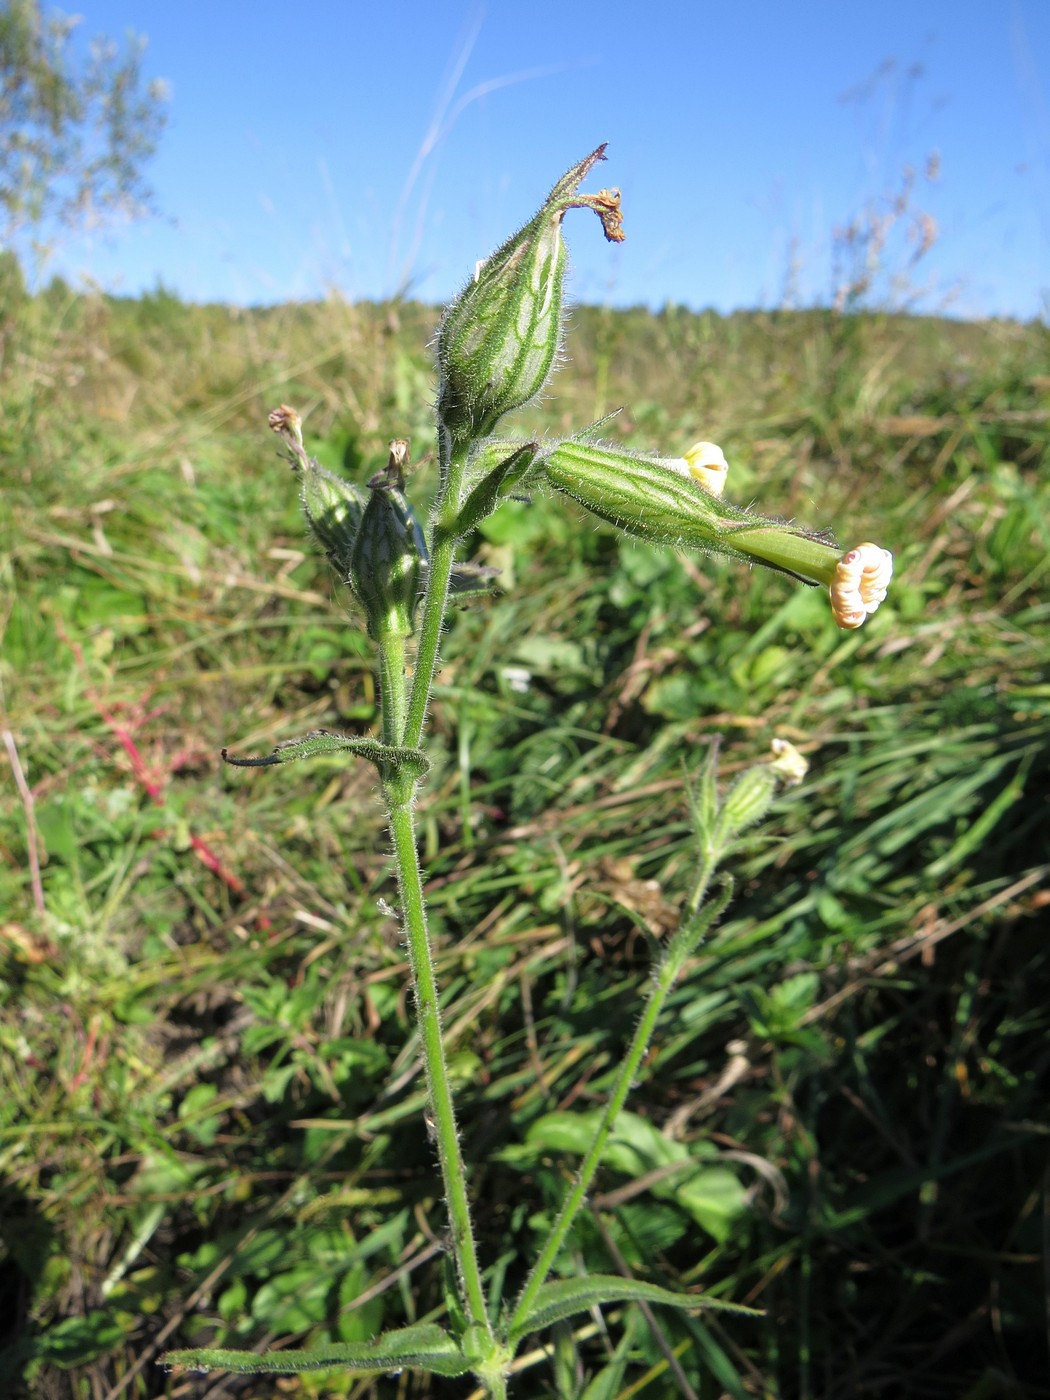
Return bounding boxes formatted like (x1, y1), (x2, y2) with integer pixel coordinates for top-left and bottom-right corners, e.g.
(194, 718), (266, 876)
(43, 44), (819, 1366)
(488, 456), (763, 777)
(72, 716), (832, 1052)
(269, 404), (368, 579)
(436, 145), (623, 446)
(299, 461), (368, 578)
(350, 447), (428, 642)
(542, 439), (893, 628)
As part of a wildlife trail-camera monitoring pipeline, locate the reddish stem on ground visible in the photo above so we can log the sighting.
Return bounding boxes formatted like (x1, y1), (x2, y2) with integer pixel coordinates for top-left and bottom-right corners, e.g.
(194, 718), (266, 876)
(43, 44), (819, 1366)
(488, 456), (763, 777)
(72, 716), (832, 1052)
(68, 638), (272, 930)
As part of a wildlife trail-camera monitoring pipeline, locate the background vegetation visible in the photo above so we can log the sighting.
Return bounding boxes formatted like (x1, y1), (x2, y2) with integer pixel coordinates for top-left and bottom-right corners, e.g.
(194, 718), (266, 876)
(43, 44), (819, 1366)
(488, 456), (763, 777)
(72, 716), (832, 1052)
(1, 268), (1048, 1398)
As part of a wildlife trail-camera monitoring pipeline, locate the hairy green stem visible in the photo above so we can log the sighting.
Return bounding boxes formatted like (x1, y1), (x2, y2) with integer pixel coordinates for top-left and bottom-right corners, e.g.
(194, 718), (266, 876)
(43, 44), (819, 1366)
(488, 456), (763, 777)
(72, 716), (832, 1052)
(687, 854), (717, 921)
(385, 789), (493, 1337)
(404, 525), (456, 748)
(376, 440), (504, 1383)
(510, 914), (706, 1335)
(379, 631), (408, 747)
(405, 445), (467, 748)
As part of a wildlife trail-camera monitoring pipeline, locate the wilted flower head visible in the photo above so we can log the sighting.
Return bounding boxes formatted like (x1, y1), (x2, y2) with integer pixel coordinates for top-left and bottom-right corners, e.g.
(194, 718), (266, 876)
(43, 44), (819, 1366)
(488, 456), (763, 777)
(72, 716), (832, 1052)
(350, 447), (428, 642)
(269, 403), (303, 450)
(769, 738), (809, 785)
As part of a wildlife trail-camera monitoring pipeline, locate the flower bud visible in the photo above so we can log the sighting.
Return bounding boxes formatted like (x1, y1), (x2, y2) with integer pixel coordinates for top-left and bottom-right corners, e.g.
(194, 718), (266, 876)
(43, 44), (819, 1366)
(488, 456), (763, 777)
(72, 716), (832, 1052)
(436, 145), (624, 445)
(350, 480), (427, 642)
(299, 461), (369, 578)
(269, 404), (368, 578)
(717, 764), (778, 843)
(542, 439), (769, 552)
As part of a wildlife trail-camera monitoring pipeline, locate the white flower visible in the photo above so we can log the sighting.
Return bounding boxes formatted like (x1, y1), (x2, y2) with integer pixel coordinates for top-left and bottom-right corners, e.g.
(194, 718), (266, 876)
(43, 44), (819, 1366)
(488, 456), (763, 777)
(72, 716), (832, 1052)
(682, 441), (729, 497)
(829, 543), (893, 629)
(769, 738), (808, 785)
(665, 441), (729, 497)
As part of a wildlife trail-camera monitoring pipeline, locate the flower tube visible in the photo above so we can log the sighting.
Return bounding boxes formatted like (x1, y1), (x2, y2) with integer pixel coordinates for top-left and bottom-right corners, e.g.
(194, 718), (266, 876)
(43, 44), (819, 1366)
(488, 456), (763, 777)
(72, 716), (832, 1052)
(542, 438), (892, 629)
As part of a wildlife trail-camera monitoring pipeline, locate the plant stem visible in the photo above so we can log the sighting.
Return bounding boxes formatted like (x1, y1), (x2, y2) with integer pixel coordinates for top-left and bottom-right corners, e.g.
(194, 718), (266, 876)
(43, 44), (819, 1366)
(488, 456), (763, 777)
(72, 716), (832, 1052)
(368, 438), (503, 1376)
(379, 630), (407, 747)
(404, 525), (455, 747)
(385, 789), (493, 1337)
(404, 442), (467, 749)
(509, 922), (702, 1336)
(687, 854), (717, 920)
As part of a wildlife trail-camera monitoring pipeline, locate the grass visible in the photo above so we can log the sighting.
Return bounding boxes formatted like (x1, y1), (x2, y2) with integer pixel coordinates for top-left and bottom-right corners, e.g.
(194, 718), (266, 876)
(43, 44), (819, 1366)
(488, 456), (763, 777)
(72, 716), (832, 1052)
(1, 273), (1048, 1398)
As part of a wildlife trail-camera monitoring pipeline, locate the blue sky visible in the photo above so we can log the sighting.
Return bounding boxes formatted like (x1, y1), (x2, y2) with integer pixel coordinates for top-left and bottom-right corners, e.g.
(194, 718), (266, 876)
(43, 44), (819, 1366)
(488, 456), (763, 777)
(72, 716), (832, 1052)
(46, 0), (1050, 320)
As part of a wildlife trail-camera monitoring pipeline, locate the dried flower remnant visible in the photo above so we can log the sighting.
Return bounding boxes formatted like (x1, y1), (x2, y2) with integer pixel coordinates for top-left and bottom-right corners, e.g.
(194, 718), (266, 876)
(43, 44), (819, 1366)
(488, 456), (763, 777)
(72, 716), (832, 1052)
(351, 441), (429, 642)
(269, 403), (304, 451)
(369, 437), (412, 490)
(268, 407), (369, 580)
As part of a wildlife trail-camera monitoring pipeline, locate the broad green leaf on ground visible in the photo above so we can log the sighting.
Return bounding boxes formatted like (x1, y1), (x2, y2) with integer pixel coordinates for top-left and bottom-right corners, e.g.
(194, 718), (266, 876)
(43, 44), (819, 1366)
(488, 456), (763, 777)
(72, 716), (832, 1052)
(523, 1109), (748, 1241)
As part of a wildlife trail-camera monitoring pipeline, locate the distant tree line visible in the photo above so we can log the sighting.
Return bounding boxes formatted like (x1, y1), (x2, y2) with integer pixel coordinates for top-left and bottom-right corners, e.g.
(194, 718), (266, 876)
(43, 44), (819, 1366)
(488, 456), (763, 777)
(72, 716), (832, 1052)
(0, 0), (166, 267)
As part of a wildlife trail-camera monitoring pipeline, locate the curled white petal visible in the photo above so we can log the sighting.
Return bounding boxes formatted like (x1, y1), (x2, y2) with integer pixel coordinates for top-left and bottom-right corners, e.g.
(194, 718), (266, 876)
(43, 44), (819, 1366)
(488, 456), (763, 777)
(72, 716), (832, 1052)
(501, 665), (532, 694)
(769, 738), (808, 785)
(663, 441), (728, 496)
(683, 440), (728, 497)
(830, 543), (893, 629)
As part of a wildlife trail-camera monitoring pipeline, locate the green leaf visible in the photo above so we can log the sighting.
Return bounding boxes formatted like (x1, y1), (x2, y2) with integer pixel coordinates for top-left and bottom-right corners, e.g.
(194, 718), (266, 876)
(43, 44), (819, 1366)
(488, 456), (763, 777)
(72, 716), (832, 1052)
(35, 796), (80, 867)
(507, 1274), (759, 1347)
(453, 441), (539, 535)
(579, 1311), (637, 1400)
(525, 1109), (747, 1241)
(513, 635), (591, 679)
(685, 746), (720, 850)
(222, 729), (429, 780)
(217, 1278), (248, 1323)
(162, 1323), (469, 1378)
(675, 1167), (749, 1242)
(336, 1265), (384, 1342)
(34, 1311), (126, 1368)
(251, 1266), (333, 1331)
(178, 1084), (221, 1145)
(688, 1319), (753, 1399)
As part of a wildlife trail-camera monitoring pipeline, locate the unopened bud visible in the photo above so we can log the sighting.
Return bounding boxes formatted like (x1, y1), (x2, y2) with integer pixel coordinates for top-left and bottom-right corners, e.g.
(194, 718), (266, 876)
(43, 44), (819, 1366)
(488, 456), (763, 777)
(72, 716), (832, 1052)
(350, 480), (427, 641)
(436, 145), (624, 445)
(717, 764), (778, 843)
(298, 461), (369, 579)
